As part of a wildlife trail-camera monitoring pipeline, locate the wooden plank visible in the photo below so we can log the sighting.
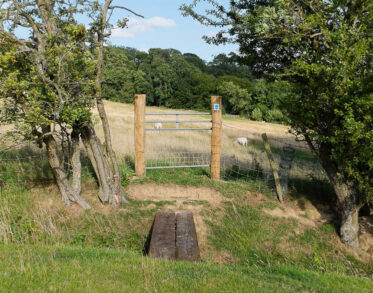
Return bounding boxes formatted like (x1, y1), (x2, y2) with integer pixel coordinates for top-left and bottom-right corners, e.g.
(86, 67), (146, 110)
(211, 96), (222, 179)
(262, 133), (284, 203)
(148, 211), (176, 260)
(134, 94), (146, 177)
(175, 211), (201, 262)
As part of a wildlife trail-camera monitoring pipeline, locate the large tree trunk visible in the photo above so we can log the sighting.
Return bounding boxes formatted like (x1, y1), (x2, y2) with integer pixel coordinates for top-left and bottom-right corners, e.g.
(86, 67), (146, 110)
(81, 124), (127, 206)
(305, 140), (361, 249)
(44, 131), (90, 210)
(70, 128), (81, 195)
(340, 194), (360, 249)
(93, 0), (124, 206)
(334, 181), (360, 249)
(317, 147), (361, 249)
(95, 95), (122, 202)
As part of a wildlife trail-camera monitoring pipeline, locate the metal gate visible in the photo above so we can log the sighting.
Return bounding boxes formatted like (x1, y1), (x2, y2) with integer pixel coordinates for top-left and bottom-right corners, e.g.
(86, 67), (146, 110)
(145, 112), (212, 170)
(134, 94), (222, 179)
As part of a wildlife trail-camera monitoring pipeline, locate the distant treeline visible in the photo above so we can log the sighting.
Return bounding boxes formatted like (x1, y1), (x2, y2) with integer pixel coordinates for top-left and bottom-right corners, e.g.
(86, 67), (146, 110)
(102, 46), (289, 123)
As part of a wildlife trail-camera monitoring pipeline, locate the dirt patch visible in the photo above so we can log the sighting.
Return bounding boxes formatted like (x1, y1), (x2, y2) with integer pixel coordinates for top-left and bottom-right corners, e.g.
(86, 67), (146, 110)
(264, 206), (318, 229)
(241, 191), (268, 206)
(126, 183), (225, 207)
(31, 181), (111, 218)
(126, 183), (228, 260)
(263, 199), (373, 260)
(263, 198), (334, 230)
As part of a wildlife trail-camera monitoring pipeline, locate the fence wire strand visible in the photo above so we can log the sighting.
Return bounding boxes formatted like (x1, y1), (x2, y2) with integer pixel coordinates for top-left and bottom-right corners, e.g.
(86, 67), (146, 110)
(0, 121), (328, 196)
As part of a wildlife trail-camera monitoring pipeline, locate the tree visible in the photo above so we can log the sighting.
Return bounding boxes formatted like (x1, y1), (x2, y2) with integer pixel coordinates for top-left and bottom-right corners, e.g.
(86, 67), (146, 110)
(217, 81), (252, 116)
(183, 53), (207, 72)
(181, 0), (373, 249)
(0, 0), (139, 208)
(251, 79), (288, 123)
(207, 54), (253, 79)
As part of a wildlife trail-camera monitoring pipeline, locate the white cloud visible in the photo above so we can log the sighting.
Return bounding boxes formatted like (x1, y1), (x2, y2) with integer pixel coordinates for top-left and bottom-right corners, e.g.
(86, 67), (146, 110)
(111, 17), (176, 38)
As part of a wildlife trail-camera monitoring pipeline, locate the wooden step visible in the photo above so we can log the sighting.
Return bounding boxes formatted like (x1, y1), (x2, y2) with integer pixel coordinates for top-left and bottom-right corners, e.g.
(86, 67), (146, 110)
(148, 210), (200, 262)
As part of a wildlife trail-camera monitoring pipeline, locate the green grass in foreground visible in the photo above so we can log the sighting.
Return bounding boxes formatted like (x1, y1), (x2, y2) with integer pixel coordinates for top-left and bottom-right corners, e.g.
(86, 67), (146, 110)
(1, 153), (372, 292)
(136, 168), (373, 278)
(0, 244), (372, 293)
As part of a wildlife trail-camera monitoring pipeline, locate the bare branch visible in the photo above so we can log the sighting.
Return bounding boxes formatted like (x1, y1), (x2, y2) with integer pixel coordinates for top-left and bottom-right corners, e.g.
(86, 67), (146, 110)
(108, 6), (144, 18)
(12, 0), (42, 40)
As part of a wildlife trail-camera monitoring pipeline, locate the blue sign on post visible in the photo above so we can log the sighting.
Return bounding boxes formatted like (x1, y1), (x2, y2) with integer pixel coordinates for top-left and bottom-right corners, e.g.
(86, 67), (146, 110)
(213, 104), (220, 111)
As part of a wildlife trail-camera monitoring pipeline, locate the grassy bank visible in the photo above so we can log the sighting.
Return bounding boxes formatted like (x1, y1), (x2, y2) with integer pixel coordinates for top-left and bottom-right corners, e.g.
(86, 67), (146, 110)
(0, 244), (372, 293)
(0, 104), (372, 291)
(1, 164), (371, 278)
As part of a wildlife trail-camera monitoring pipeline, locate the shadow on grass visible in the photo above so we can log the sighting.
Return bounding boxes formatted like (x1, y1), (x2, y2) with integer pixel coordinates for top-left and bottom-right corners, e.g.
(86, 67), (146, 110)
(288, 176), (335, 206)
(142, 219), (154, 256)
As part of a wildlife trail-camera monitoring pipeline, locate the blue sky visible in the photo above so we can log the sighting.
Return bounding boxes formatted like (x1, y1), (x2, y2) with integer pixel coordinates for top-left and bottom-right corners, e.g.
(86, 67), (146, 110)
(108, 0), (237, 61)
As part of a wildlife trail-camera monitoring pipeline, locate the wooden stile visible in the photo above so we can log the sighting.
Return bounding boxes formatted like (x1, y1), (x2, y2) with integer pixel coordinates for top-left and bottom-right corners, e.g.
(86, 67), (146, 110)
(175, 211), (201, 261)
(148, 211), (177, 260)
(148, 210), (200, 262)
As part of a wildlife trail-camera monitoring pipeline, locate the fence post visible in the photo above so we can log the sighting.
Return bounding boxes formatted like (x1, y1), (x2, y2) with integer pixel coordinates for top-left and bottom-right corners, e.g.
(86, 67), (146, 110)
(134, 94), (146, 177)
(211, 96), (222, 179)
(278, 145), (295, 199)
(262, 133), (283, 203)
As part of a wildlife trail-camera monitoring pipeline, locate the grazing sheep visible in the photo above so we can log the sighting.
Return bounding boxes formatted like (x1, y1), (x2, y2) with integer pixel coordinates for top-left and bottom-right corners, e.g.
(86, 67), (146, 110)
(236, 137), (248, 147)
(154, 122), (162, 130)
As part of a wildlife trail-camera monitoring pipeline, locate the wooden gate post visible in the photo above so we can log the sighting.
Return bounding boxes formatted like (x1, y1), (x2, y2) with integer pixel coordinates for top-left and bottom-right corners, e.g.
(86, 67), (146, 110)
(134, 94), (146, 177)
(211, 96), (222, 179)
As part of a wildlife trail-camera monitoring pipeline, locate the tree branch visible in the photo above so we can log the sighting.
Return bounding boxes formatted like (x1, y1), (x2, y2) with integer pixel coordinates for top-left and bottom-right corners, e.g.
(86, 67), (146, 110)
(108, 6), (144, 18)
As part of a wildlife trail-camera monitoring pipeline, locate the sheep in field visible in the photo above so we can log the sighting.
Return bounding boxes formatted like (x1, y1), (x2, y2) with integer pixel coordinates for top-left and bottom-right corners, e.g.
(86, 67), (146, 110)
(154, 122), (162, 130)
(236, 137), (248, 147)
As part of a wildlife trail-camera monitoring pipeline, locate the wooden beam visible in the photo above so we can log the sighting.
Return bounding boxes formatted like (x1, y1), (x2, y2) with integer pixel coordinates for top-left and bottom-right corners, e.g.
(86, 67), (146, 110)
(148, 211), (200, 262)
(148, 211), (176, 260)
(176, 211), (201, 262)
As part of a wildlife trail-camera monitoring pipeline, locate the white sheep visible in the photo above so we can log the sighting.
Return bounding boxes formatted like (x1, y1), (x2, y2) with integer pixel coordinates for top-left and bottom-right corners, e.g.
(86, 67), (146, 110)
(236, 137), (248, 147)
(154, 122), (162, 130)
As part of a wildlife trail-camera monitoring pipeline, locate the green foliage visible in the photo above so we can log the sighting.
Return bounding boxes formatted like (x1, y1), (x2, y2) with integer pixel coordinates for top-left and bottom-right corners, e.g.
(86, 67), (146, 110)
(0, 9), (96, 143)
(266, 109), (284, 123)
(217, 81), (251, 116)
(251, 108), (263, 121)
(102, 46), (288, 122)
(181, 0), (373, 206)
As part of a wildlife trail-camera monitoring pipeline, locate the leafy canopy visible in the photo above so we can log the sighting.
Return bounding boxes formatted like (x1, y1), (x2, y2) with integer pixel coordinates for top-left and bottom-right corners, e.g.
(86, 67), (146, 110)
(0, 1), (97, 142)
(181, 0), (373, 204)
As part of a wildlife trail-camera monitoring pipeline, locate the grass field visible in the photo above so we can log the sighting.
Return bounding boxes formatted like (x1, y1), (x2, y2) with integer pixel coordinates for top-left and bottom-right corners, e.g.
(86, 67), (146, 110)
(0, 100), (372, 292)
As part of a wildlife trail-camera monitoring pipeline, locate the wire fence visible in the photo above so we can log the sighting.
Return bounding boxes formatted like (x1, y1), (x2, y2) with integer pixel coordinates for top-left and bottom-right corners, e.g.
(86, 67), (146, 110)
(0, 145), (53, 193)
(141, 119), (328, 196)
(0, 120), (329, 198)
